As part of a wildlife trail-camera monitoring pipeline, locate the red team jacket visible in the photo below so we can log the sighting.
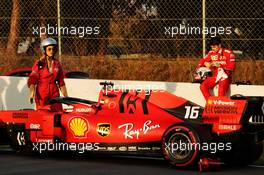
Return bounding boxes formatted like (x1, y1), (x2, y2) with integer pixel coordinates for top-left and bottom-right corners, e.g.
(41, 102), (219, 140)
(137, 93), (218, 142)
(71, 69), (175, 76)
(198, 48), (236, 77)
(28, 58), (65, 111)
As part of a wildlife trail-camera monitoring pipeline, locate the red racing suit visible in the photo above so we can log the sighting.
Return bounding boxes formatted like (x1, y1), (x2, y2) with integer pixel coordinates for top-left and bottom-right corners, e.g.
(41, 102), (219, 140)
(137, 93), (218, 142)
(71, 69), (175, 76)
(27, 58), (65, 111)
(198, 48), (236, 100)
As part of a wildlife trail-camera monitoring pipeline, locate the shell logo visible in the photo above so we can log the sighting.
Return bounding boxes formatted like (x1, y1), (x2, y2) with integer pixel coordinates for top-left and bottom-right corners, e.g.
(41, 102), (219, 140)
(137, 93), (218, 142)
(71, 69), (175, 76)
(69, 117), (89, 137)
(207, 99), (213, 105)
(211, 55), (218, 61)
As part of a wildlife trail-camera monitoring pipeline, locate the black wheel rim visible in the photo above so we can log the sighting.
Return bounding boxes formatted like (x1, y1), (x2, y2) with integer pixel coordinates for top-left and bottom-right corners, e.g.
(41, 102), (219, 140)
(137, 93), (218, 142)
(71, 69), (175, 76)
(166, 132), (193, 161)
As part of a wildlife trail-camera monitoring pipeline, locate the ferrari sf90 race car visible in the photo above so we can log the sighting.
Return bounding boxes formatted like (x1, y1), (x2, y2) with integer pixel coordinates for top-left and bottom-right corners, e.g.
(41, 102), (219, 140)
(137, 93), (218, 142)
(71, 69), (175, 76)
(0, 82), (263, 171)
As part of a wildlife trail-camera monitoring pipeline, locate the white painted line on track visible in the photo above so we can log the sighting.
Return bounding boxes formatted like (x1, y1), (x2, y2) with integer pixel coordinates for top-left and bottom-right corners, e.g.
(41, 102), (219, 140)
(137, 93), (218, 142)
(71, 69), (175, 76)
(249, 165), (264, 168)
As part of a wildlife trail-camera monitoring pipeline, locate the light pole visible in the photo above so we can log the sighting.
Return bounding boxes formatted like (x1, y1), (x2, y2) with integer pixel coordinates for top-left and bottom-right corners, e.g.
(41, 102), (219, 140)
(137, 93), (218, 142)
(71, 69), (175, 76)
(57, 0), (62, 61)
(202, 0), (206, 57)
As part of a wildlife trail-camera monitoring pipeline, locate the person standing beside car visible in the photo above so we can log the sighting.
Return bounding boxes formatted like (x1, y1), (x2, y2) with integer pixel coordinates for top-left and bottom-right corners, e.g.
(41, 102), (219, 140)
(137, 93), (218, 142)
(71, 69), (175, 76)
(27, 38), (68, 111)
(197, 37), (236, 100)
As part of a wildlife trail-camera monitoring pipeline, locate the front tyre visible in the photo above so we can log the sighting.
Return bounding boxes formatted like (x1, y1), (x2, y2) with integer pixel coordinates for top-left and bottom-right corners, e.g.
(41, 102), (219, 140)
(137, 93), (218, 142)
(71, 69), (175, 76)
(162, 123), (201, 167)
(6, 124), (31, 152)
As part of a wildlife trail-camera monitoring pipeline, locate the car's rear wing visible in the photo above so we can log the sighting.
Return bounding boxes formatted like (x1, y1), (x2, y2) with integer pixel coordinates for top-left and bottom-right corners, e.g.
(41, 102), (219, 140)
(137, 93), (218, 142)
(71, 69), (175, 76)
(202, 95), (264, 135)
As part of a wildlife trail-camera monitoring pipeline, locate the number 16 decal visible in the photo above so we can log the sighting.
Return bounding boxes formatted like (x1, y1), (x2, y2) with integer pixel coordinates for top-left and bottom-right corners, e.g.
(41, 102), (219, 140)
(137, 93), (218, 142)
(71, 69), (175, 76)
(184, 106), (200, 119)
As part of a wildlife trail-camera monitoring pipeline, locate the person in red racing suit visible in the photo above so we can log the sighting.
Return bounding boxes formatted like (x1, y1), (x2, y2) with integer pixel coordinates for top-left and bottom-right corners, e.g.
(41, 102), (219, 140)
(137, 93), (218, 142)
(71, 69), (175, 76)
(27, 38), (68, 111)
(197, 37), (236, 100)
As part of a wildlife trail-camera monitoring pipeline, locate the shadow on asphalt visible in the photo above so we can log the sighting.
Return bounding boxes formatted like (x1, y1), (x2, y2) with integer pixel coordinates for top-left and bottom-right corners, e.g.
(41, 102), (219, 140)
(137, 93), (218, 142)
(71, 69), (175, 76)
(0, 149), (198, 172)
(0, 148), (262, 173)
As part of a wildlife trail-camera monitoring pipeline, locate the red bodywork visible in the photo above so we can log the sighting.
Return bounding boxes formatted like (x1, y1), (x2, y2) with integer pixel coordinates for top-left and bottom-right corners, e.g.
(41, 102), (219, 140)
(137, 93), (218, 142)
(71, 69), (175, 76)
(0, 82), (264, 170)
(202, 96), (247, 134)
(0, 90), (185, 143)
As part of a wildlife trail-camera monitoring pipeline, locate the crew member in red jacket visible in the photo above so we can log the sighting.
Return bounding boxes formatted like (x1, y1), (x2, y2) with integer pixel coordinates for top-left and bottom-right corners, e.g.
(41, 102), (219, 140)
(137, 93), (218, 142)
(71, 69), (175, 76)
(28, 38), (68, 111)
(197, 37), (236, 100)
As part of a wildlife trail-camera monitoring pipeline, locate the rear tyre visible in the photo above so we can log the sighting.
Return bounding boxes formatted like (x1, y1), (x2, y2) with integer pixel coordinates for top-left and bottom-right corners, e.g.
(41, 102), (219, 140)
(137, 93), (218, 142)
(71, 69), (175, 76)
(162, 123), (203, 167)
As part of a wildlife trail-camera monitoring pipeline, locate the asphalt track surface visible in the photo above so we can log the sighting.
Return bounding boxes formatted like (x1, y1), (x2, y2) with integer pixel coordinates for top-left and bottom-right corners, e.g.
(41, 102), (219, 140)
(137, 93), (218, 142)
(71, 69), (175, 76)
(0, 148), (264, 175)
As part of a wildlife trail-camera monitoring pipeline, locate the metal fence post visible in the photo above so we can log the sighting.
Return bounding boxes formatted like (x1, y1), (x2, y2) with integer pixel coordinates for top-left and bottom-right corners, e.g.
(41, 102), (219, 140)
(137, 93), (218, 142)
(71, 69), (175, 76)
(57, 0), (62, 61)
(202, 0), (206, 57)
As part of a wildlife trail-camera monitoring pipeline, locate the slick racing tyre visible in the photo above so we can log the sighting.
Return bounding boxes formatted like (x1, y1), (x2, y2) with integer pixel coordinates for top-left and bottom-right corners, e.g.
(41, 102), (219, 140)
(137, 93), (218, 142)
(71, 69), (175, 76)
(162, 123), (205, 167)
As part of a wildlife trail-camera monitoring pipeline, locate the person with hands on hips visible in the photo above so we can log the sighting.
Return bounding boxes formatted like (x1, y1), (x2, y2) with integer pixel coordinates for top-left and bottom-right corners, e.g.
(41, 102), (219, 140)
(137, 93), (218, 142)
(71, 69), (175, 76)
(197, 37), (236, 100)
(27, 38), (68, 111)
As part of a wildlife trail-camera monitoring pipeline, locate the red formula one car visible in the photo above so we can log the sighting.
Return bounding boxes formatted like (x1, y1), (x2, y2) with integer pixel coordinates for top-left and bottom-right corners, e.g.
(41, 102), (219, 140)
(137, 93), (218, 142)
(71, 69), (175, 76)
(0, 82), (264, 171)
